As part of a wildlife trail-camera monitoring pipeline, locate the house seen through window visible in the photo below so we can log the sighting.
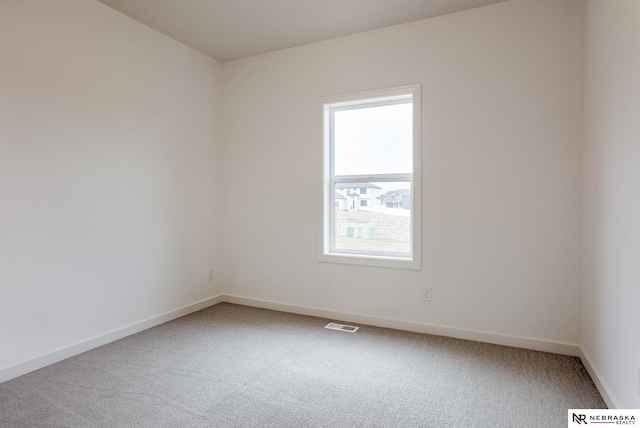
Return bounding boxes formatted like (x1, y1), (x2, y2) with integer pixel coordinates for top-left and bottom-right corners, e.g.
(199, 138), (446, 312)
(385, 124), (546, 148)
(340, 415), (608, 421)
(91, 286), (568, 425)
(318, 85), (421, 269)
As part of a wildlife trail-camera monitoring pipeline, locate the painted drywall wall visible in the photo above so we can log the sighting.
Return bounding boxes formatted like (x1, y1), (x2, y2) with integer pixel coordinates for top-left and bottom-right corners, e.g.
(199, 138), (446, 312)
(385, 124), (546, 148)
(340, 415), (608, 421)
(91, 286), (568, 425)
(582, 0), (640, 409)
(0, 0), (223, 372)
(221, 0), (584, 344)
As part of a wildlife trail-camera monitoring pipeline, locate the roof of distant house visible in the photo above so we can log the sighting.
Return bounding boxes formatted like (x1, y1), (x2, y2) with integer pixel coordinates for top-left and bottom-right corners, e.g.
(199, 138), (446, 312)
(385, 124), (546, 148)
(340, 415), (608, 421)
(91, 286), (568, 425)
(381, 189), (411, 202)
(384, 189), (410, 196)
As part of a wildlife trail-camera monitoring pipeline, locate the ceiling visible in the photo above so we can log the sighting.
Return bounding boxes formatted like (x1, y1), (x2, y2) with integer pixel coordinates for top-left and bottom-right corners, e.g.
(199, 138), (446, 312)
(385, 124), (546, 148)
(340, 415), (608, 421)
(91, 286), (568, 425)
(96, 0), (509, 63)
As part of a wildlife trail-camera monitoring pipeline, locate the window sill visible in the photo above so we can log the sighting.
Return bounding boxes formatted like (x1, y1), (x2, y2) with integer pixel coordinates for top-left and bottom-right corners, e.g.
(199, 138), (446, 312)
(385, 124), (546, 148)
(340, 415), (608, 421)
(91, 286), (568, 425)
(317, 252), (421, 270)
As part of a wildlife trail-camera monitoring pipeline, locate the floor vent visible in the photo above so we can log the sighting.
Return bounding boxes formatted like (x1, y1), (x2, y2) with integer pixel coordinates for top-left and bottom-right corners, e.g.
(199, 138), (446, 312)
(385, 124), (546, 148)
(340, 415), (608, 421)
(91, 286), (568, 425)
(324, 322), (359, 333)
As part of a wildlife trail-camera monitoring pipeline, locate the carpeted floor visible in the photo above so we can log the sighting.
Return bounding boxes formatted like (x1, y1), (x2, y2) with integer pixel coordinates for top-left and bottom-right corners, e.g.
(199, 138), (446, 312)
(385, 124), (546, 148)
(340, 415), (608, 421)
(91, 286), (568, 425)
(0, 303), (606, 427)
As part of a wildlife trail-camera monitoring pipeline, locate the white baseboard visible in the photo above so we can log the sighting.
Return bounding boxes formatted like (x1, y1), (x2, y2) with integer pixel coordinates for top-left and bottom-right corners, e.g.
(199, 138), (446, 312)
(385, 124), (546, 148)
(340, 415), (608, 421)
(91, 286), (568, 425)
(222, 294), (581, 357)
(0, 294), (224, 384)
(578, 346), (619, 409)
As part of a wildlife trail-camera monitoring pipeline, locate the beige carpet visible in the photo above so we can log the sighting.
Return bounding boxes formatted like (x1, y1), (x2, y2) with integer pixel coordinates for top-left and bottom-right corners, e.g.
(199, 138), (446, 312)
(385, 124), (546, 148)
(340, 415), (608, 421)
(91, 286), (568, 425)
(0, 303), (606, 427)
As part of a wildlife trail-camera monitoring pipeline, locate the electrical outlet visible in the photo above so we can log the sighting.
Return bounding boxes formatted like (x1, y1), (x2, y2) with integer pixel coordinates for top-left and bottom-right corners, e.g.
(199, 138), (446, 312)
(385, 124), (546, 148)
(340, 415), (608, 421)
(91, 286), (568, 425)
(208, 269), (214, 281)
(421, 287), (432, 302)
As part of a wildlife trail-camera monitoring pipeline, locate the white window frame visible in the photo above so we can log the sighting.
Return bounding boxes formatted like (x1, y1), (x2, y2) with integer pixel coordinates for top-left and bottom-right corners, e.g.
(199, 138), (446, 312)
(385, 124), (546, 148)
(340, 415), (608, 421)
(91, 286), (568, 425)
(317, 84), (422, 269)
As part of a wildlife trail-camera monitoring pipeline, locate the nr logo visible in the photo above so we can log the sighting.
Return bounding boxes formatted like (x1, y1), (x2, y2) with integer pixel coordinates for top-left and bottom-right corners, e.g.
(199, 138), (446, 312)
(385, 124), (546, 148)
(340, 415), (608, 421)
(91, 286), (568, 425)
(573, 413), (588, 424)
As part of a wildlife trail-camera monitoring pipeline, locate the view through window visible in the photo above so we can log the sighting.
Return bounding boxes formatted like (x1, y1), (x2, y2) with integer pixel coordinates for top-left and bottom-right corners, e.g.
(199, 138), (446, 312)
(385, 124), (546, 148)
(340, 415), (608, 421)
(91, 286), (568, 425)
(319, 85), (421, 268)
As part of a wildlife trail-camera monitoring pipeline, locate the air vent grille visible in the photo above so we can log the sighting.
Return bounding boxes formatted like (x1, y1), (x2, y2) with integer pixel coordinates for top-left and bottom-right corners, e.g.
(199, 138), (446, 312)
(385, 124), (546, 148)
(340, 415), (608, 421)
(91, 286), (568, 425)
(324, 322), (359, 333)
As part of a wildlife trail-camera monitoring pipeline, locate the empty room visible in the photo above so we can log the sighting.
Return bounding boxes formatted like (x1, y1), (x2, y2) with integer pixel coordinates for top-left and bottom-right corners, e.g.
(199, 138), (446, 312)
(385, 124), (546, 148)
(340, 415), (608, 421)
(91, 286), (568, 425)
(1, 0), (638, 426)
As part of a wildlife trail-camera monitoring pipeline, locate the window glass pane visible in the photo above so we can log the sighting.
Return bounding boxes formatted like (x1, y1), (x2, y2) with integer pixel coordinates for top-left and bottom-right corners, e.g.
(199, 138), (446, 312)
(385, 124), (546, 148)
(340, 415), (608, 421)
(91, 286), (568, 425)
(334, 102), (412, 176)
(334, 181), (411, 253)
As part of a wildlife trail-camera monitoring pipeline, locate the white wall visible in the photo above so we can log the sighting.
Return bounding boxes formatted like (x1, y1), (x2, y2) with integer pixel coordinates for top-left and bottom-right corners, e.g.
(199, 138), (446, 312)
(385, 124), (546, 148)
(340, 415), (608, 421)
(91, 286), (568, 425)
(0, 0), (223, 374)
(582, 0), (640, 409)
(222, 0), (584, 345)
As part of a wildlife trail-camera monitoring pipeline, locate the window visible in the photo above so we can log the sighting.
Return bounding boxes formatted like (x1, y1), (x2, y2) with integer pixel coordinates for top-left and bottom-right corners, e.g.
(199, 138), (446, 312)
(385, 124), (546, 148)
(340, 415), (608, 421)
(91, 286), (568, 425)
(318, 85), (421, 269)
